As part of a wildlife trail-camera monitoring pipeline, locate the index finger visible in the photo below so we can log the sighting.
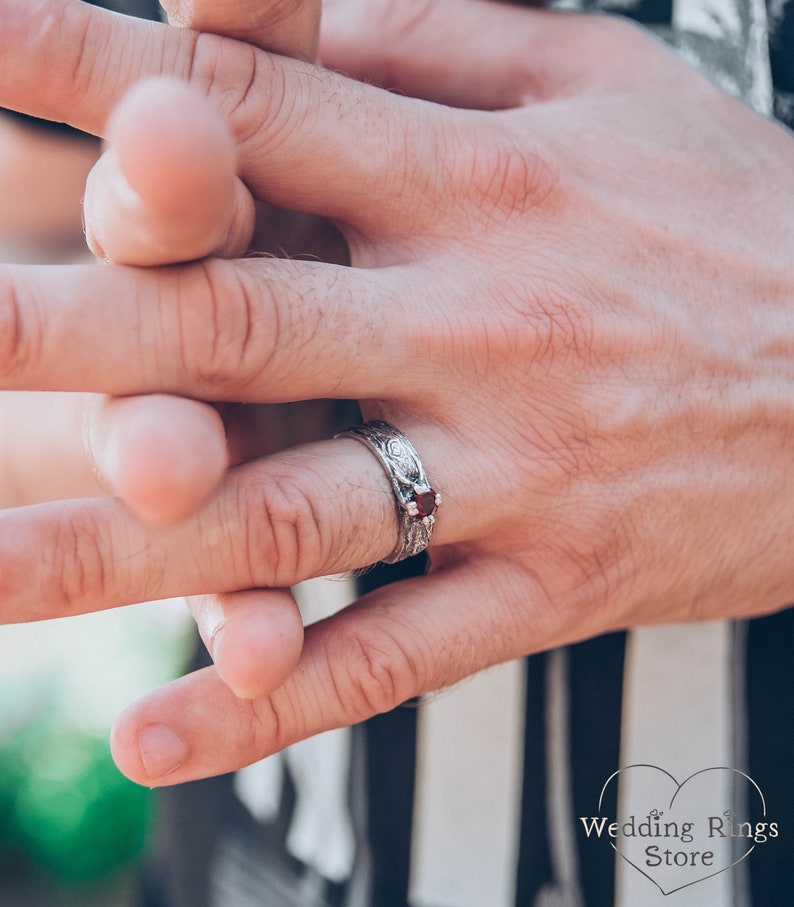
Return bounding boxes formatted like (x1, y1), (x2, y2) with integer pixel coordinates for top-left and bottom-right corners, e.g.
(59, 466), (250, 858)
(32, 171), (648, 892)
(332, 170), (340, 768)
(0, 257), (406, 401)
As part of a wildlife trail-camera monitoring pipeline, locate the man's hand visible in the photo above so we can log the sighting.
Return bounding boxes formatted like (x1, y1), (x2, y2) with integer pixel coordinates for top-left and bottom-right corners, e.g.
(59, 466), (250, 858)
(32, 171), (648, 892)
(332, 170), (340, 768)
(0, 0), (792, 787)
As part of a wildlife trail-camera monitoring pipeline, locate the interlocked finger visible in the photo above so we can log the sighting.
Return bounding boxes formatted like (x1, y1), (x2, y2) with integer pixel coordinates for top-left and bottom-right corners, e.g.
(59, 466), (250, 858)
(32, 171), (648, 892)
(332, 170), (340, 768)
(84, 78), (255, 266)
(0, 430), (460, 624)
(109, 555), (585, 785)
(0, 257), (420, 401)
(0, 0), (450, 233)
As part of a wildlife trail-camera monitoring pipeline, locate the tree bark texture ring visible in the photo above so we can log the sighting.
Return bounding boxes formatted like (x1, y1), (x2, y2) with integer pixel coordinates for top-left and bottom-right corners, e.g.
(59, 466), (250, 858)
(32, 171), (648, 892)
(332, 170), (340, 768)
(335, 420), (442, 564)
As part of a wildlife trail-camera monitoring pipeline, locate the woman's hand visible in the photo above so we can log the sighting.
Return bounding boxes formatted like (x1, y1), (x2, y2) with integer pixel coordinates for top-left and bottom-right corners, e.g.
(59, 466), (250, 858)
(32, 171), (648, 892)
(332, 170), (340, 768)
(0, 0), (331, 526)
(0, 0), (332, 702)
(0, 0), (792, 786)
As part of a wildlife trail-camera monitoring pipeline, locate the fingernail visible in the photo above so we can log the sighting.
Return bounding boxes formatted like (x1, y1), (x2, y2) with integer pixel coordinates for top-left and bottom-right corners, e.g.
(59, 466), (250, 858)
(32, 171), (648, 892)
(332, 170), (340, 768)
(159, 0), (188, 27)
(137, 724), (188, 778)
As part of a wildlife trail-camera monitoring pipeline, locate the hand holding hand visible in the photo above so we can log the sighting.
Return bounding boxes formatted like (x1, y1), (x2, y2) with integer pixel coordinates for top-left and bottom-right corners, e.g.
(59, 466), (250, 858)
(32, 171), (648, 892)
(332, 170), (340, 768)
(0, 0), (792, 786)
(0, 0), (331, 524)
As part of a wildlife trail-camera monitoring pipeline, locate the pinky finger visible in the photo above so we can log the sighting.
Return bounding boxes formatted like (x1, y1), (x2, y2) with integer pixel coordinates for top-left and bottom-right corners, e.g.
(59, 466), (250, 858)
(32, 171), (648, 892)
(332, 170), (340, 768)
(110, 557), (560, 786)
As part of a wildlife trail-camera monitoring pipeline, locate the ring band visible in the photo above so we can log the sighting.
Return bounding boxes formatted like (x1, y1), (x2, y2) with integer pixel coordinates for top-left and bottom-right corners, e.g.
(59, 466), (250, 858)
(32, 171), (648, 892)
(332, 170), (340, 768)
(336, 420), (442, 563)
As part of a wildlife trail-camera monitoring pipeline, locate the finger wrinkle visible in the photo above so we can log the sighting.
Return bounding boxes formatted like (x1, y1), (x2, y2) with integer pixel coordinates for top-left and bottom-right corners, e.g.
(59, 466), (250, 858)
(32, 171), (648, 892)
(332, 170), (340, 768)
(252, 472), (325, 587)
(219, 41), (260, 127)
(0, 269), (44, 387)
(320, 611), (422, 719)
(246, 695), (288, 758)
(190, 32), (264, 140)
(57, 0), (94, 113)
(206, 617), (227, 660)
(182, 261), (264, 397)
(49, 509), (111, 617)
(236, 52), (307, 156)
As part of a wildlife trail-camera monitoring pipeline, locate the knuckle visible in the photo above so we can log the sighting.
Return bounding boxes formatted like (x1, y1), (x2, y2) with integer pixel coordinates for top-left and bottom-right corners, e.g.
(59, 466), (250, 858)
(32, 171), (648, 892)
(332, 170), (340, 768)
(49, 512), (114, 615)
(256, 474), (324, 586)
(245, 694), (293, 758)
(0, 538), (30, 621)
(497, 267), (597, 374)
(0, 272), (43, 382)
(516, 15), (649, 99)
(257, 0), (308, 29)
(574, 14), (651, 72)
(209, 471), (325, 589)
(177, 260), (270, 395)
(460, 126), (561, 221)
(532, 293), (596, 367)
(188, 33), (269, 148)
(590, 13), (645, 49)
(325, 619), (421, 719)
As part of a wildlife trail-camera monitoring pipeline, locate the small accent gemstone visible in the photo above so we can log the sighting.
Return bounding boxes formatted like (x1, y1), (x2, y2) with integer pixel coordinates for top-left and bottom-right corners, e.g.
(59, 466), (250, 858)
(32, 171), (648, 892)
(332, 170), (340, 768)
(413, 490), (438, 518)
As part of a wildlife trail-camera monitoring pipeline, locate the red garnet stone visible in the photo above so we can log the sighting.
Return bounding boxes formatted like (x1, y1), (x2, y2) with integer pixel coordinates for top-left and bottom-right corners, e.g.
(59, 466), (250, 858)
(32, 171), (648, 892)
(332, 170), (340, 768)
(413, 490), (438, 518)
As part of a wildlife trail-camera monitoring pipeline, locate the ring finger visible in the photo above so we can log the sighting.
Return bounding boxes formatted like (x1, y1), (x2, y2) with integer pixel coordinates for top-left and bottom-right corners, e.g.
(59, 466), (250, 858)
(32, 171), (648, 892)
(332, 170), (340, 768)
(0, 425), (461, 623)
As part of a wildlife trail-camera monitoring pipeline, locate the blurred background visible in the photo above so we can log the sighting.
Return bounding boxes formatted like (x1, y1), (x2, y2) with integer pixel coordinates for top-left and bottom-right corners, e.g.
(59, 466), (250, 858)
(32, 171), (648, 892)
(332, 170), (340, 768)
(0, 604), (192, 906)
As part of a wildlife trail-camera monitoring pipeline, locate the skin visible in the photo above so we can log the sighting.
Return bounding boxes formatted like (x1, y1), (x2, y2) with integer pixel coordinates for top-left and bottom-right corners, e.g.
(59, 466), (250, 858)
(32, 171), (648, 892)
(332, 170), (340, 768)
(0, 0), (792, 787)
(0, 0), (326, 522)
(0, 0), (331, 711)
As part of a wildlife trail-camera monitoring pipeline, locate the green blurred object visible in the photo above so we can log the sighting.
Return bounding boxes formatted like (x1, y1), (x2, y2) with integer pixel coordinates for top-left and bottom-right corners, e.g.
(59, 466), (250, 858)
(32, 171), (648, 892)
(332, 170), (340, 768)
(0, 719), (151, 881)
(0, 602), (193, 895)
(0, 600), (166, 892)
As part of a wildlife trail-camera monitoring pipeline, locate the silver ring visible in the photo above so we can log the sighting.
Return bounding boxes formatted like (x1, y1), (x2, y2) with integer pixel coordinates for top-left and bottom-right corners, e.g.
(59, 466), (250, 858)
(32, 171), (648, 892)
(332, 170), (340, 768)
(335, 420), (442, 563)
